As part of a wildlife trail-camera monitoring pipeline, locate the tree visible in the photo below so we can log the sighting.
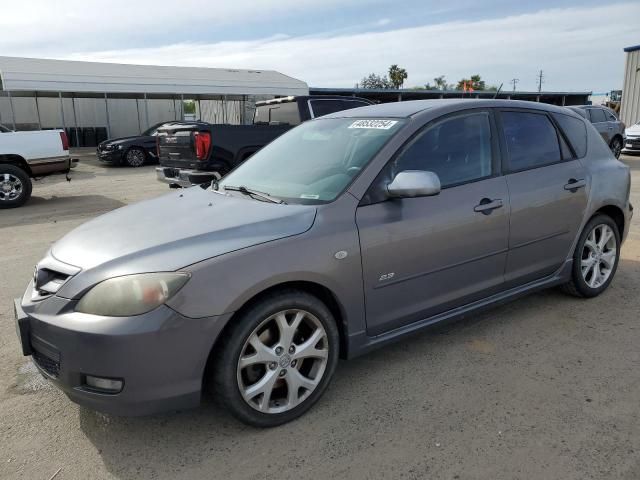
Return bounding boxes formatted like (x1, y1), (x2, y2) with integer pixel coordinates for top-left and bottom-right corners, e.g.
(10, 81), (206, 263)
(388, 64), (408, 89)
(360, 73), (392, 89)
(456, 74), (487, 91)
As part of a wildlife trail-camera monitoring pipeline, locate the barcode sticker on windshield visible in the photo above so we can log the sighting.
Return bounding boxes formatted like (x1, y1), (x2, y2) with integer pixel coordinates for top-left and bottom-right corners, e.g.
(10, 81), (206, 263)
(348, 120), (398, 130)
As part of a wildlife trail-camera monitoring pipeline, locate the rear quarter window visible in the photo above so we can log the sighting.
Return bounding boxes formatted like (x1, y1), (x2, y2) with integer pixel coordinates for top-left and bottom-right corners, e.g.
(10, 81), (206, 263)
(552, 112), (588, 158)
(254, 102), (301, 125)
(310, 100), (370, 118)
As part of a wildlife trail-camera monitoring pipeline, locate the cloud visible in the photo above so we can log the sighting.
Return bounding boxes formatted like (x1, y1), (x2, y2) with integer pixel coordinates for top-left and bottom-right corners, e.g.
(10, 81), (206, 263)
(4, 2), (638, 92)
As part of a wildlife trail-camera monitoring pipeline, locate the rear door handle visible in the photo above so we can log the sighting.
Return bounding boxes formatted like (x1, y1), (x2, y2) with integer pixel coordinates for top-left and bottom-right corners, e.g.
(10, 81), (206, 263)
(474, 198), (503, 215)
(564, 178), (586, 192)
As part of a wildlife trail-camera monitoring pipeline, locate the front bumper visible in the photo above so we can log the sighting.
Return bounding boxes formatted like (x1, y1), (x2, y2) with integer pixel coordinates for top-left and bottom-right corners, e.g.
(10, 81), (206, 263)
(15, 289), (232, 416)
(622, 137), (640, 154)
(97, 148), (124, 164)
(156, 167), (220, 188)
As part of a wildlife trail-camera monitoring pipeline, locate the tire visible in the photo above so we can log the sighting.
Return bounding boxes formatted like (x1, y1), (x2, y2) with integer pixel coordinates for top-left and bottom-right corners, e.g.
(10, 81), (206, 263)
(0, 164), (32, 209)
(211, 289), (340, 427)
(561, 214), (621, 298)
(124, 147), (146, 167)
(610, 137), (623, 159)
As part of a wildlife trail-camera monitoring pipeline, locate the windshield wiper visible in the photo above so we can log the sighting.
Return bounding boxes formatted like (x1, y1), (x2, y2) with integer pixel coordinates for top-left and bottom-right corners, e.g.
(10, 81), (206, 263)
(223, 185), (285, 204)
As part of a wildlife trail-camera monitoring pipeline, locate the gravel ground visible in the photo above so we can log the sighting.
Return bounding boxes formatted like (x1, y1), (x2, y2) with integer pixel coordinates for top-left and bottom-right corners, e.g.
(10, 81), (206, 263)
(1, 152), (639, 480)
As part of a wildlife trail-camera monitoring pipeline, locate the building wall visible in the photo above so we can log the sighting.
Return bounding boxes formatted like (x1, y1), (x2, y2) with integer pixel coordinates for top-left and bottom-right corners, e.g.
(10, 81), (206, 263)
(621, 49), (640, 126)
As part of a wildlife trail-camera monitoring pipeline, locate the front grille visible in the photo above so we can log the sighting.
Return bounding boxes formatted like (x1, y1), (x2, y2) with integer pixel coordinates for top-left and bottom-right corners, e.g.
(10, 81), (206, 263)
(33, 350), (60, 378)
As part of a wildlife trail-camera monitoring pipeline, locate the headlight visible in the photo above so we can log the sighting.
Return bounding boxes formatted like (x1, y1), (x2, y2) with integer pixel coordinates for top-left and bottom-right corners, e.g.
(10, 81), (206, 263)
(76, 273), (190, 317)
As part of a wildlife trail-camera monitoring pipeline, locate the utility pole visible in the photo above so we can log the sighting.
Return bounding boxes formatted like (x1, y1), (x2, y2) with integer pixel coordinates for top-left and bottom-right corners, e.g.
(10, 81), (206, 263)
(537, 70), (544, 93)
(510, 78), (519, 92)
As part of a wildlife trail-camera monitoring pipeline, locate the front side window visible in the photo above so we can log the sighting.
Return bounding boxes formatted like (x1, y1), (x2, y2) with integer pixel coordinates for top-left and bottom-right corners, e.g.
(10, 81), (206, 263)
(391, 111), (493, 188)
(589, 108), (607, 124)
(310, 100), (370, 118)
(219, 117), (404, 204)
(501, 111), (562, 171)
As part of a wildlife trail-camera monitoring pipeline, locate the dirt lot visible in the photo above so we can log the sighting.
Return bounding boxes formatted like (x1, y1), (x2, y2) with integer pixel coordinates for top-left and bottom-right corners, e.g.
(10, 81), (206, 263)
(1, 152), (639, 480)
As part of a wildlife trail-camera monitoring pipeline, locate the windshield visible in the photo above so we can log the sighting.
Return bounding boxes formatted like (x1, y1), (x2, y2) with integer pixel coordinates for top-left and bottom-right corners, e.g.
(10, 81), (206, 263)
(219, 118), (404, 204)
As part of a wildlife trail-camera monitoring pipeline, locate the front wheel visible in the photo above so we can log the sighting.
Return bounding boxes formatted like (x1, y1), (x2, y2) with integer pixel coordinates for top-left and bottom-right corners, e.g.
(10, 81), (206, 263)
(561, 214), (620, 298)
(0, 164), (32, 209)
(211, 290), (339, 427)
(610, 137), (622, 159)
(124, 147), (146, 167)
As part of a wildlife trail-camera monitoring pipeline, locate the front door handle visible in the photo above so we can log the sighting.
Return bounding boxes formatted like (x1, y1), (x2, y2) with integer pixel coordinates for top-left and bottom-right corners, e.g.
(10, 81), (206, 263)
(564, 178), (586, 192)
(474, 198), (503, 215)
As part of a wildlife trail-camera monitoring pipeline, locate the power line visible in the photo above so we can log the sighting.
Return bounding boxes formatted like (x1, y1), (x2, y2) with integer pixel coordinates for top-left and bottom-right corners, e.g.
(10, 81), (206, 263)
(510, 78), (519, 92)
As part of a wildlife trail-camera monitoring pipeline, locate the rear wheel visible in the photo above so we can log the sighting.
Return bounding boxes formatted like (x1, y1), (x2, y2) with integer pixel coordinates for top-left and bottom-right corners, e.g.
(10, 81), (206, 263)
(610, 137), (623, 159)
(0, 164), (32, 209)
(561, 214), (620, 297)
(125, 147), (146, 167)
(211, 290), (339, 427)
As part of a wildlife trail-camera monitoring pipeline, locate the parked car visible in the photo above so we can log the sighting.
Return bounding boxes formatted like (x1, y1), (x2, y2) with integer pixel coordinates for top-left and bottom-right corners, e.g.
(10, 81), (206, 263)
(622, 121), (640, 154)
(15, 100), (632, 427)
(156, 95), (372, 187)
(568, 105), (625, 158)
(0, 125), (76, 208)
(97, 121), (180, 167)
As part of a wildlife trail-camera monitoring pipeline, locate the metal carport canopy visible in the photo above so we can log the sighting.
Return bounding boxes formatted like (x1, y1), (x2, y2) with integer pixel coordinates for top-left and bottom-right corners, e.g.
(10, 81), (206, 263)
(0, 56), (309, 96)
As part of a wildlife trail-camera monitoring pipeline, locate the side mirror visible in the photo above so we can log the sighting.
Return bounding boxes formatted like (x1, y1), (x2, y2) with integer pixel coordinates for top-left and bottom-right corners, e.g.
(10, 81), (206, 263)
(386, 170), (441, 198)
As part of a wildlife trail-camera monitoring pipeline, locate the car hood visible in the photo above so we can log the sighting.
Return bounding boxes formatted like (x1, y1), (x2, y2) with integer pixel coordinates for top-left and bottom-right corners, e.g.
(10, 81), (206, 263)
(51, 187), (316, 298)
(625, 124), (640, 136)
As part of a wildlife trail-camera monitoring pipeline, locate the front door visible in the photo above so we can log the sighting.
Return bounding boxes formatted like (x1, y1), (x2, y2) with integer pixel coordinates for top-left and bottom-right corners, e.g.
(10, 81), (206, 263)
(356, 110), (510, 336)
(497, 109), (589, 286)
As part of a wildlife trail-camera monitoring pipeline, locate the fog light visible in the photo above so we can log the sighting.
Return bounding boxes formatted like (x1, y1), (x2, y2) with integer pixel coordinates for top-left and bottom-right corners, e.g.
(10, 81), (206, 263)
(85, 375), (123, 393)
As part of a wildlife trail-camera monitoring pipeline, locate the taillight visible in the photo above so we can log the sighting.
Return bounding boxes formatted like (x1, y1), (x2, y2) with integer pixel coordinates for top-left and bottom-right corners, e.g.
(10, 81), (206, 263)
(60, 131), (69, 151)
(194, 132), (211, 160)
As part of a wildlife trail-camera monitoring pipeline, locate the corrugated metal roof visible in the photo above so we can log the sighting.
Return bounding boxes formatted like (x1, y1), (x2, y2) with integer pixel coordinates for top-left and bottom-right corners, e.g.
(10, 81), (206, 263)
(623, 45), (640, 53)
(0, 56), (309, 96)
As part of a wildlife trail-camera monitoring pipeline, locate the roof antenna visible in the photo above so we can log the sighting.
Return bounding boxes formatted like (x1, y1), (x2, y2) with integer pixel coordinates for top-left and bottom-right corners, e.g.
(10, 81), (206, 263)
(493, 83), (503, 99)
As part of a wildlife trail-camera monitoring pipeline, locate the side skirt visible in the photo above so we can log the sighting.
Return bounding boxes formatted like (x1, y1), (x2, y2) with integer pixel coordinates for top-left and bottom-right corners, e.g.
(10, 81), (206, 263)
(346, 259), (573, 359)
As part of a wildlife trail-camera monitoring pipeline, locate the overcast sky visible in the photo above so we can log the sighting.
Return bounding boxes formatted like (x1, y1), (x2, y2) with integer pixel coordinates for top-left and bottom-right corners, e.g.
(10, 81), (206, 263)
(1, 0), (638, 92)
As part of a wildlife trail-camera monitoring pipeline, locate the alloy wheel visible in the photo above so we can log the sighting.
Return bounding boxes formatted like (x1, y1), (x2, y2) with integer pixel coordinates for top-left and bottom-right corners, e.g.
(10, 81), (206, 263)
(581, 224), (617, 289)
(0, 173), (23, 202)
(611, 138), (622, 158)
(236, 309), (329, 414)
(126, 149), (145, 167)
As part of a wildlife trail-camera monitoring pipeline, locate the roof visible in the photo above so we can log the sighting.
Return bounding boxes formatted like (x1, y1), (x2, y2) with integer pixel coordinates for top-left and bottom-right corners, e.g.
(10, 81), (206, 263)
(0, 56), (309, 96)
(624, 44), (640, 53)
(310, 86), (592, 97)
(323, 98), (575, 119)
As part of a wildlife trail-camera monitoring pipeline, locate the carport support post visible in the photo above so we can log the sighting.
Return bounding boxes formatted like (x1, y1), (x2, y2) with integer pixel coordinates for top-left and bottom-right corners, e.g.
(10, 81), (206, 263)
(104, 93), (112, 139)
(180, 94), (185, 121)
(7, 90), (16, 131)
(34, 92), (42, 130)
(144, 93), (150, 130)
(71, 95), (80, 147)
(562, 95), (566, 106)
(58, 92), (66, 131)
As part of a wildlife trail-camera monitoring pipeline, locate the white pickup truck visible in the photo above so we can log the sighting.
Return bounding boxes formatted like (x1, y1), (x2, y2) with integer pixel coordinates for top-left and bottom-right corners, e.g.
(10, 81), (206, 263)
(0, 124), (76, 208)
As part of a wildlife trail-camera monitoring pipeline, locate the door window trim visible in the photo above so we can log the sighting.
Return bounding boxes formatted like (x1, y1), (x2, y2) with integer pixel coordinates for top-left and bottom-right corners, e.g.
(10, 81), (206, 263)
(495, 108), (574, 175)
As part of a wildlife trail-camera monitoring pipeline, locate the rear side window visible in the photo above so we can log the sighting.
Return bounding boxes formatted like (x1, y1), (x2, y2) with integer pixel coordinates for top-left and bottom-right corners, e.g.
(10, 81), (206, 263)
(552, 112), (588, 158)
(254, 102), (301, 125)
(393, 111), (493, 188)
(605, 110), (618, 121)
(310, 100), (370, 118)
(501, 111), (562, 171)
(588, 108), (607, 124)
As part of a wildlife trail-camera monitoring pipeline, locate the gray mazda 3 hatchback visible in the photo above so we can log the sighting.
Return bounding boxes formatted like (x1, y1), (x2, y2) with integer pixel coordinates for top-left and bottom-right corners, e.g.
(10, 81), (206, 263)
(15, 100), (632, 427)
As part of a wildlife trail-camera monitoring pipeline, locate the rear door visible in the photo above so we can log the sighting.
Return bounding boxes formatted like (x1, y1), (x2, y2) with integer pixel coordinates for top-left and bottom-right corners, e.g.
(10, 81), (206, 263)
(356, 109), (509, 335)
(497, 109), (588, 286)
